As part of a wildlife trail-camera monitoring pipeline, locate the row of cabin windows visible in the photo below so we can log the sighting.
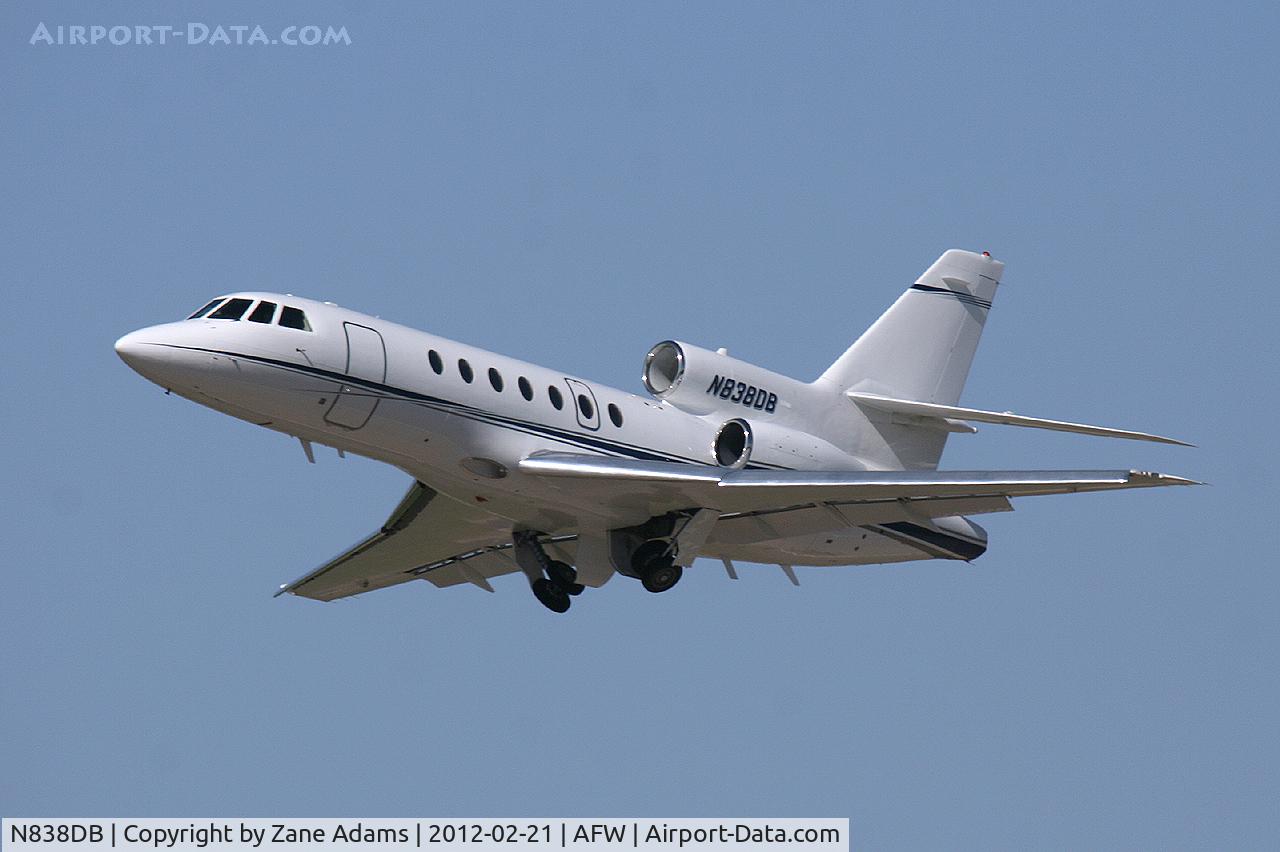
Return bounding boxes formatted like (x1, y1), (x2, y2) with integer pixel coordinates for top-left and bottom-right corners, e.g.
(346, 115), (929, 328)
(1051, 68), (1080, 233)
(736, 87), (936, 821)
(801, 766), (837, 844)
(426, 348), (624, 428)
(189, 297), (310, 331)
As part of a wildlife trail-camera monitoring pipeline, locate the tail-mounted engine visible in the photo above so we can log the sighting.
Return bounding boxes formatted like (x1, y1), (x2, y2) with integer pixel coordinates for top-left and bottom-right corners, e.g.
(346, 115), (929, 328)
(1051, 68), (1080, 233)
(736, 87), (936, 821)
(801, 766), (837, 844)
(713, 418), (752, 468)
(642, 340), (794, 417)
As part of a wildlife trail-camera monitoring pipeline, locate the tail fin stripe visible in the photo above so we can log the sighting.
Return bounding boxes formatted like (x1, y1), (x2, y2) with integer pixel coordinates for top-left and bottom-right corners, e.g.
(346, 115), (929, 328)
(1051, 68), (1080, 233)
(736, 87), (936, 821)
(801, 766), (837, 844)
(910, 283), (992, 309)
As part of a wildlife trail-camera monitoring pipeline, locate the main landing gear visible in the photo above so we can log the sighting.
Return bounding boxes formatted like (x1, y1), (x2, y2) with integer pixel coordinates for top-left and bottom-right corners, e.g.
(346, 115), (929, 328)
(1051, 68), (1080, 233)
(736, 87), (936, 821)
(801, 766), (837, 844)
(514, 527), (687, 614)
(629, 539), (683, 594)
(530, 562), (583, 614)
(514, 532), (584, 614)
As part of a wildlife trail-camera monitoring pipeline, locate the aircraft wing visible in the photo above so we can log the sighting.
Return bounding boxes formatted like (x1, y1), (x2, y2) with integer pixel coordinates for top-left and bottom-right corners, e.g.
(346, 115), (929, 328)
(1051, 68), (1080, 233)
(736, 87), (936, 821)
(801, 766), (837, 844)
(280, 459), (1194, 601)
(276, 481), (525, 601)
(517, 452), (1197, 517)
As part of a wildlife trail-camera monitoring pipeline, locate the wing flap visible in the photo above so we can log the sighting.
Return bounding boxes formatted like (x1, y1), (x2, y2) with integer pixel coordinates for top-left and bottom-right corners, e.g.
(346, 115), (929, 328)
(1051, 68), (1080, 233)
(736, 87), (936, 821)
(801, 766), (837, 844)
(709, 495), (1014, 547)
(408, 539), (572, 589)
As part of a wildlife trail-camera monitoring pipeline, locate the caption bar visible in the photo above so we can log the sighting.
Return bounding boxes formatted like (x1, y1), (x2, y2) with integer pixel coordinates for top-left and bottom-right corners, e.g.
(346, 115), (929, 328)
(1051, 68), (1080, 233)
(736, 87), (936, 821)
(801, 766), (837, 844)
(2, 820), (847, 852)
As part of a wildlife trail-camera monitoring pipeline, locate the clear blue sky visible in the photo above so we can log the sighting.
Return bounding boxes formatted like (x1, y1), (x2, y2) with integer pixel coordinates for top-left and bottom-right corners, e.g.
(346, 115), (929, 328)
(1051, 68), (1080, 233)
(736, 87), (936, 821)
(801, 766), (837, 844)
(2, 1), (1276, 848)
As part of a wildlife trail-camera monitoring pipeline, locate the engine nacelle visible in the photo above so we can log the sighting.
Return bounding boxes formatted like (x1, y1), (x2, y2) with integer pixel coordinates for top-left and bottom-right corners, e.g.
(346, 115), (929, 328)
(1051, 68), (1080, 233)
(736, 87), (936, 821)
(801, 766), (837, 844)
(712, 418), (753, 468)
(642, 340), (794, 417)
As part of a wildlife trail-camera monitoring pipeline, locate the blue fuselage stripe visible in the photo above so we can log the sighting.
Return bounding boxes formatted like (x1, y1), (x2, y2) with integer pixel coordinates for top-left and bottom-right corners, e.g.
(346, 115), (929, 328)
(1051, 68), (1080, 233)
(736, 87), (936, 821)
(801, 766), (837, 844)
(158, 344), (792, 470)
(877, 521), (987, 560)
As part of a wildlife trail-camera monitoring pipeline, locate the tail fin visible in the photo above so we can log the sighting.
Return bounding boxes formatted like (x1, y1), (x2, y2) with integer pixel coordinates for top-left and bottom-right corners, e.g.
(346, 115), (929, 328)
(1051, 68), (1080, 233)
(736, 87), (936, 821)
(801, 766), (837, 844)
(818, 249), (1004, 470)
(818, 249), (1004, 405)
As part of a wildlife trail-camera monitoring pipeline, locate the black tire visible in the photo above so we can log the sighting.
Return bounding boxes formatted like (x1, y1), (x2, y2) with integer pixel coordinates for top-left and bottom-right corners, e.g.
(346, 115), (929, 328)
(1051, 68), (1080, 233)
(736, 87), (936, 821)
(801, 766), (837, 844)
(531, 577), (571, 613)
(630, 540), (670, 576)
(641, 560), (683, 594)
(546, 560), (585, 596)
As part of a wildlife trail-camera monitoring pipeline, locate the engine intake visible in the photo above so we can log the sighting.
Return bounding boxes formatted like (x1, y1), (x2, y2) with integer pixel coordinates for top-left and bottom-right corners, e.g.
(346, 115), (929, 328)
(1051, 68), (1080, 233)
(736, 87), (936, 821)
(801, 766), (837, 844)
(643, 340), (685, 397)
(642, 340), (790, 417)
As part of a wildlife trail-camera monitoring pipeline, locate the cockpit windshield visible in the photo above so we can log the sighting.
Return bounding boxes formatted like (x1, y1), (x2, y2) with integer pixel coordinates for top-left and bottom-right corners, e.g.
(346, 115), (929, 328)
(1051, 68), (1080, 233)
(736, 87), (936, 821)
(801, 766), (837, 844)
(247, 301), (277, 323)
(208, 298), (254, 320)
(186, 297), (311, 331)
(279, 306), (311, 330)
(188, 298), (226, 319)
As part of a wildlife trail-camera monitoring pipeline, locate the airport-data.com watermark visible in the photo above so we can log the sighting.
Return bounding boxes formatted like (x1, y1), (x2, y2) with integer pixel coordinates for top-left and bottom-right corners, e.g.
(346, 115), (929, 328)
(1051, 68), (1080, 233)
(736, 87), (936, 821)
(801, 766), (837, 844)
(30, 22), (351, 47)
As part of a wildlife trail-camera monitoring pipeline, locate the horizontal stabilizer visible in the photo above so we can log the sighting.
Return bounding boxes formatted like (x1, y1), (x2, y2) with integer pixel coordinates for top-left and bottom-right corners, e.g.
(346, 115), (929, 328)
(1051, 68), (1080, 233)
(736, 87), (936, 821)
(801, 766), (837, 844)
(847, 392), (1192, 446)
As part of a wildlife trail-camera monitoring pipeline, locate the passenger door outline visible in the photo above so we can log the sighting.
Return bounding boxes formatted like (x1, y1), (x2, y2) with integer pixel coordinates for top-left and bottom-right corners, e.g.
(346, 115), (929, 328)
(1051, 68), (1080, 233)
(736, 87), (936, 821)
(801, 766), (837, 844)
(563, 378), (600, 431)
(324, 323), (386, 430)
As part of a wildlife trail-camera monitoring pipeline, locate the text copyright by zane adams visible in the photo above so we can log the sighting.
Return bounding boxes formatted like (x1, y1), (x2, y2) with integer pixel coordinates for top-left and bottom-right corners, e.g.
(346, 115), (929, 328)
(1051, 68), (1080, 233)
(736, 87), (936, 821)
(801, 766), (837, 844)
(30, 22), (351, 47)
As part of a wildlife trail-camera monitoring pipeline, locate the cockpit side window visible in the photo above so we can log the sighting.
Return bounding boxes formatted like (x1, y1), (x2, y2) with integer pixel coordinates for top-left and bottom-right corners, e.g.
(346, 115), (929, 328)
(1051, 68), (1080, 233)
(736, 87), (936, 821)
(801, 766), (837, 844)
(247, 301), (277, 324)
(188, 298), (226, 319)
(208, 298), (253, 320)
(278, 306), (310, 331)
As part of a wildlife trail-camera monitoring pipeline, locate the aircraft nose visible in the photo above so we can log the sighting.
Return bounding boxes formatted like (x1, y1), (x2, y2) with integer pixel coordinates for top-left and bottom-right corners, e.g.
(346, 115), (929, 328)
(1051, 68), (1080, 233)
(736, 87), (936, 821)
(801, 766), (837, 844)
(115, 321), (221, 392)
(114, 326), (178, 384)
(114, 329), (150, 371)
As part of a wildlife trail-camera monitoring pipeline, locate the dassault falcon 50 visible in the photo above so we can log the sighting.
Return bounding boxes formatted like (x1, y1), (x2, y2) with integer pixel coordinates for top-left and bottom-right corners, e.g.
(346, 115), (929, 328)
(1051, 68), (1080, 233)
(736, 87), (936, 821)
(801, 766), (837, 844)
(115, 249), (1194, 612)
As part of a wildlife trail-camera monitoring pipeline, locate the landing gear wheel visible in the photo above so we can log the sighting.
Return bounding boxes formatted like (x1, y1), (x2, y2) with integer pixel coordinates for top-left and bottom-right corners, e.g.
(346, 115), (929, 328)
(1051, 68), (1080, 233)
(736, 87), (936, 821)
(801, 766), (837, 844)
(531, 578), (571, 613)
(630, 540), (669, 573)
(546, 560), (585, 596)
(641, 560), (683, 594)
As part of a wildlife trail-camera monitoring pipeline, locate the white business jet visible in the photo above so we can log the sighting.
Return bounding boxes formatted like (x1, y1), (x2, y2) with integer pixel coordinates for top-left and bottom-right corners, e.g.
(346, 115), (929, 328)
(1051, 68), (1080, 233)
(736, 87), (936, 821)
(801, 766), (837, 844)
(115, 249), (1194, 613)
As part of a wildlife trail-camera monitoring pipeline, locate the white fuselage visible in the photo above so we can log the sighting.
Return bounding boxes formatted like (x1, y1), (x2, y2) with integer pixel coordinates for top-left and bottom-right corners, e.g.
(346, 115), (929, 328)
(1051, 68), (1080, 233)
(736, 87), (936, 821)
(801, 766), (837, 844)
(115, 290), (996, 574)
(115, 295), (852, 525)
(113, 251), (1194, 608)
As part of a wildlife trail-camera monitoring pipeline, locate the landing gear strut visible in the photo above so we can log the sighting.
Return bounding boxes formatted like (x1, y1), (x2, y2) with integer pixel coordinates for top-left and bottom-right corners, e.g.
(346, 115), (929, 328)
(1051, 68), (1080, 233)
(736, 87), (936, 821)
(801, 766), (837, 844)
(514, 531), (583, 613)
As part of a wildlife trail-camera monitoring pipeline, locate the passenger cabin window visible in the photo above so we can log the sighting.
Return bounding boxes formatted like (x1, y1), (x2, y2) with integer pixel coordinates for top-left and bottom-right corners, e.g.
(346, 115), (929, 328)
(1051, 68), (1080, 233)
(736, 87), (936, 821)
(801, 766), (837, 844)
(278, 306), (310, 330)
(209, 298), (253, 320)
(458, 359), (474, 383)
(247, 301), (277, 323)
(488, 368), (504, 392)
(608, 403), (624, 428)
(518, 377), (533, 401)
(428, 349), (444, 375)
(188, 298), (225, 319)
(577, 394), (594, 420)
(548, 385), (564, 410)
